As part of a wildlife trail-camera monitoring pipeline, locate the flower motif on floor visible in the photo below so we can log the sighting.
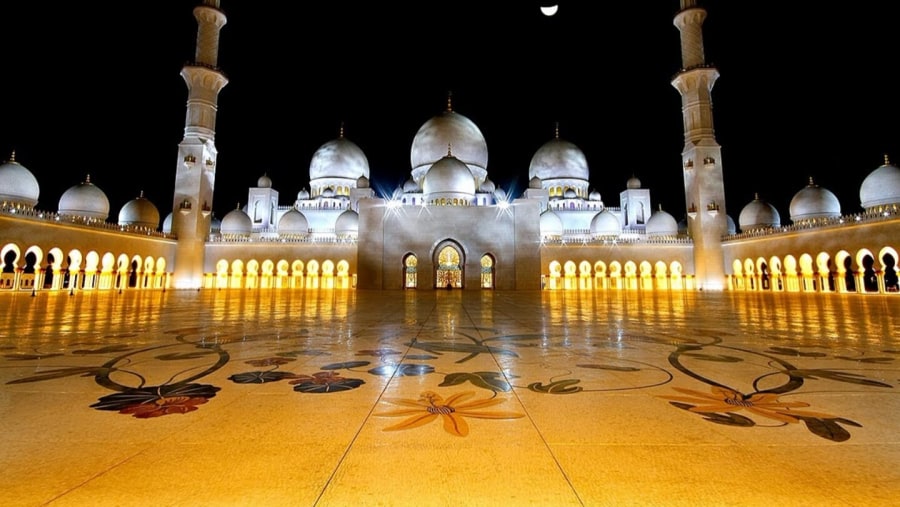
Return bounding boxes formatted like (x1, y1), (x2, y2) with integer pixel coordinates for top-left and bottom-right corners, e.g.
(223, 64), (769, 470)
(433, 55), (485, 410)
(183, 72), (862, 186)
(375, 390), (524, 436)
(289, 371), (365, 393)
(90, 383), (221, 419)
(661, 386), (836, 424)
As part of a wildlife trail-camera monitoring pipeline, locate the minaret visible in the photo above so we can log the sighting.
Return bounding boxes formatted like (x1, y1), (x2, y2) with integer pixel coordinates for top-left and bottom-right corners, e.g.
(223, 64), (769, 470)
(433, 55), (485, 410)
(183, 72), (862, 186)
(171, 0), (228, 289)
(671, 0), (726, 290)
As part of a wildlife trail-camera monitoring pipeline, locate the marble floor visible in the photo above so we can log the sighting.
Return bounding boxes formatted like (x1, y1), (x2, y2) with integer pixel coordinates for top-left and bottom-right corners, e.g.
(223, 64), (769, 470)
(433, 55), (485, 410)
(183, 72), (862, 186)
(0, 288), (898, 507)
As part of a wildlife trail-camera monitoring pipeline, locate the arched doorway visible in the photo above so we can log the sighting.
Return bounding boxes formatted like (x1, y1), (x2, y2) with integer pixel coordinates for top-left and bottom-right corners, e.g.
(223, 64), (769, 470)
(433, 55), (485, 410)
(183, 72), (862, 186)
(403, 254), (417, 289)
(480, 254), (495, 289)
(435, 242), (463, 289)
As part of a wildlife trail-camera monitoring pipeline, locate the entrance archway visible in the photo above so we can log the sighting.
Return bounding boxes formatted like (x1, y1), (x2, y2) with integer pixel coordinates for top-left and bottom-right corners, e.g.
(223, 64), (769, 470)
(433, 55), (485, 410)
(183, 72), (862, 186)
(434, 242), (463, 289)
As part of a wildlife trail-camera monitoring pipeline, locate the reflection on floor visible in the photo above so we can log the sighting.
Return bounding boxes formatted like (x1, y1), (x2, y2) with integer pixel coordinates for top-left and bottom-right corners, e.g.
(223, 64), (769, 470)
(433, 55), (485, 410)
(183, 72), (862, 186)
(1, 289), (898, 506)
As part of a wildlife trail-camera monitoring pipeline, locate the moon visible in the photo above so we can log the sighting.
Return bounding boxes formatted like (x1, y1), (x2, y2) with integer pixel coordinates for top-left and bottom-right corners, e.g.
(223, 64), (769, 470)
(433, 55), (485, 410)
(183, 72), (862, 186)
(540, 4), (559, 16)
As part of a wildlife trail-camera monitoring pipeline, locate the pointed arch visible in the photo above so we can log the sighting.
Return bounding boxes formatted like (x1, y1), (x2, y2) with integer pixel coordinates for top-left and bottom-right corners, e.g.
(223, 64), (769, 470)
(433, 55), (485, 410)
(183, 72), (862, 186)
(404, 253), (418, 289)
(434, 240), (464, 289)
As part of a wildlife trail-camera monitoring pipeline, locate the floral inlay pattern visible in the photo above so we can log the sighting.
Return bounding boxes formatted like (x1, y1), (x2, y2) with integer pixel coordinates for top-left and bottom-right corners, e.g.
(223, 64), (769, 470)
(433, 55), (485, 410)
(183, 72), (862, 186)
(375, 391), (525, 436)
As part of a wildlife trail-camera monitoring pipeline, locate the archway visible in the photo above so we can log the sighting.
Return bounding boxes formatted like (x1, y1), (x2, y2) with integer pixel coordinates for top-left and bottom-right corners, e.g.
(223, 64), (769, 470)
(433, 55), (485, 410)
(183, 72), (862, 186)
(434, 242), (463, 289)
(403, 254), (418, 289)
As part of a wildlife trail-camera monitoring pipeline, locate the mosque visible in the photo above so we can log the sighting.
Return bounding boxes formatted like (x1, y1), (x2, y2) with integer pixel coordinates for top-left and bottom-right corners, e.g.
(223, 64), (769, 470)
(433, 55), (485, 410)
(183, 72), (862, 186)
(1, 0), (898, 295)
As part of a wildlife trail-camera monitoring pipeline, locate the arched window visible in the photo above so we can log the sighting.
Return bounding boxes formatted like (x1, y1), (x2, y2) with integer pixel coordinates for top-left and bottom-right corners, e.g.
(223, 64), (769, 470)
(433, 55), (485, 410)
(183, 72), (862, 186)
(480, 254), (494, 289)
(404, 254), (417, 289)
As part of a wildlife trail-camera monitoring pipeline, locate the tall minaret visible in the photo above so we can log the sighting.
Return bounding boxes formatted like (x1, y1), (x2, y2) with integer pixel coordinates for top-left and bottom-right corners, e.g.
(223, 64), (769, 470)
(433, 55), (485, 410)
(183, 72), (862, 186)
(171, 0), (228, 289)
(671, 0), (726, 290)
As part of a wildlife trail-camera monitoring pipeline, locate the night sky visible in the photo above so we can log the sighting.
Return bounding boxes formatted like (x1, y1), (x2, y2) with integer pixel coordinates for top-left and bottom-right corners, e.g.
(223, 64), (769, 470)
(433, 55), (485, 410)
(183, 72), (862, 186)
(2, 1), (899, 224)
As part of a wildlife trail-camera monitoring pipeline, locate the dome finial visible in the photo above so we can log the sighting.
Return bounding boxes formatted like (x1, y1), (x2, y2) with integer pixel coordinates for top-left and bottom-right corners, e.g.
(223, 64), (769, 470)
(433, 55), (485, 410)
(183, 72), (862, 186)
(554, 121), (560, 139)
(236, 202), (240, 210)
(9, 150), (15, 162)
(808, 176), (815, 186)
(85, 174), (91, 184)
(885, 154), (891, 166)
(447, 142), (453, 157)
(446, 90), (453, 112)
(339, 121), (345, 139)
(139, 190), (144, 198)
(754, 192), (760, 200)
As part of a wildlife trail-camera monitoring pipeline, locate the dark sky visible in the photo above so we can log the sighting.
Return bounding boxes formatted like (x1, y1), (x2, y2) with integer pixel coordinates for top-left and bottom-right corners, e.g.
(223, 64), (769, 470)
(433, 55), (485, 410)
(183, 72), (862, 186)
(3, 1), (899, 224)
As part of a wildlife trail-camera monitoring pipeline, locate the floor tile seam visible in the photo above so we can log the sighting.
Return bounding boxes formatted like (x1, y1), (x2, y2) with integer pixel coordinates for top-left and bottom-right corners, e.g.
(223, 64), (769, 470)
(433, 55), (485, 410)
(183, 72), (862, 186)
(309, 299), (440, 507)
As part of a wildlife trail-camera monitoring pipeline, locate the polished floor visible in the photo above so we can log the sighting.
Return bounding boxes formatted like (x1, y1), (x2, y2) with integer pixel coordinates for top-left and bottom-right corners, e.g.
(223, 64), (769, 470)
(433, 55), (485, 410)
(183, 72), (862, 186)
(1, 288), (898, 507)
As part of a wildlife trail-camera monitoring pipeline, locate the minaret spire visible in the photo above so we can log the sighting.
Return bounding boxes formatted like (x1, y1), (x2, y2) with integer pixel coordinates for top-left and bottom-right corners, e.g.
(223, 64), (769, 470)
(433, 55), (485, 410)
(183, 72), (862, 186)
(671, 0), (726, 291)
(171, 1), (229, 289)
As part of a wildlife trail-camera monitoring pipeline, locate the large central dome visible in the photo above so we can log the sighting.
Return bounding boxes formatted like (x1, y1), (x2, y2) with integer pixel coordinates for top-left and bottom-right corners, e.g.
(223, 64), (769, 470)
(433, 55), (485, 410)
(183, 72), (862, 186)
(410, 106), (488, 188)
(309, 136), (370, 181)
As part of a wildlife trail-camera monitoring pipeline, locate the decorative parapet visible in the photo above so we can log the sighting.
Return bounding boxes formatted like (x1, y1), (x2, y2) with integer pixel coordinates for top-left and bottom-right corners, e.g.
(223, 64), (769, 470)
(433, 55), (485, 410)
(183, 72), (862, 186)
(0, 203), (173, 239)
(724, 208), (900, 241)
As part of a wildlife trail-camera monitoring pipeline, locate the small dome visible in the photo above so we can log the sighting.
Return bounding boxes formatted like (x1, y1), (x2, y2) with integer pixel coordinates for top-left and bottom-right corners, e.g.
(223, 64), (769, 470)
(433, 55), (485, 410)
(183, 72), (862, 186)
(529, 176), (542, 189)
(411, 109), (488, 179)
(257, 173), (273, 188)
(422, 154), (476, 201)
(738, 194), (781, 231)
(277, 208), (308, 236)
(494, 188), (507, 202)
(563, 188), (577, 199)
(209, 213), (221, 233)
(335, 209), (359, 237)
(321, 188), (336, 198)
(0, 152), (40, 207)
(677, 217), (688, 235)
(297, 188), (310, 200)
(539, 210), (564, 238)
(220, 206), (252, 237)
(478, 178), (496, 193)
(402, 178), (420, 193)
(626, 175), (642, 189)
(309, 137), (370, 181)
(590, 209), (621, 237)
(725, 214), (736, 235)
(860, 155), (900, 209)
(528, 138), (589, 182)
(117, 192), (160, 229)
(357, 175), (370, 189)
(162, 212), (174, 234)
(589, 190), (602, 201)
(789, 177), (841, 222)
(58, 175), (110, 220)
(645, 207), (678, 237)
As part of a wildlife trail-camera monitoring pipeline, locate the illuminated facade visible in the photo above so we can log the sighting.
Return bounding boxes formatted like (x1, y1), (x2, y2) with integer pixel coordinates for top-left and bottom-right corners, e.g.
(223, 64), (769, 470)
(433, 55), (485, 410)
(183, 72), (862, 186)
(1, 1), (899, 294)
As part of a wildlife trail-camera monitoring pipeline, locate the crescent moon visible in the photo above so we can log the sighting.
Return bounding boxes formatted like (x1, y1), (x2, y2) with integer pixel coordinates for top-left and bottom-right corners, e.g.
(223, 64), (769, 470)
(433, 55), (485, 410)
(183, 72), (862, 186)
(540, 4), (559, 16)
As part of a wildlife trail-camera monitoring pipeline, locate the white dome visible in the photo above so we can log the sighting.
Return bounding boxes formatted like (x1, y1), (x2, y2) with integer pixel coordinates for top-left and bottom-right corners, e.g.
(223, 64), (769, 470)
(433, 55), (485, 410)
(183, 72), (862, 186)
(589, 190), (602, 201)
(563, 188), (577, 199)
(0, 153), (39, 207)
(297, 188), (310, 200)
(335, 209), (359, 237)
(257, 173), (273, 188)
(162, 212), (174, 234)
(789, 177), (841, 222)
(478, 178), (496, 193)
(321, 188), (336, 198)
(494, 188), (507, 202)
(422, 154), (476, 201)
(357, 175), (370, 189)
(410, 109), (488, 185)
(402, 178), (420, 193)
(739, 194), (781, 231)
(540, 210), (564, 238)
(860, 156), (900, 209)
(277, 208), (308, 236)
(626, 175), (642, 189)
(58, 175), (109, 220)
(646, 208), (678, 237)
(529, 176), (542, 189)
(590, 209), (621, 237)
(726, 214), (737, 235)
(220, 207), (252, 237)
(309, 137), (370, 181)
(528, 138), (589, 182)
(209, 213), (221, 233)
(117, 192), (160, 229)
